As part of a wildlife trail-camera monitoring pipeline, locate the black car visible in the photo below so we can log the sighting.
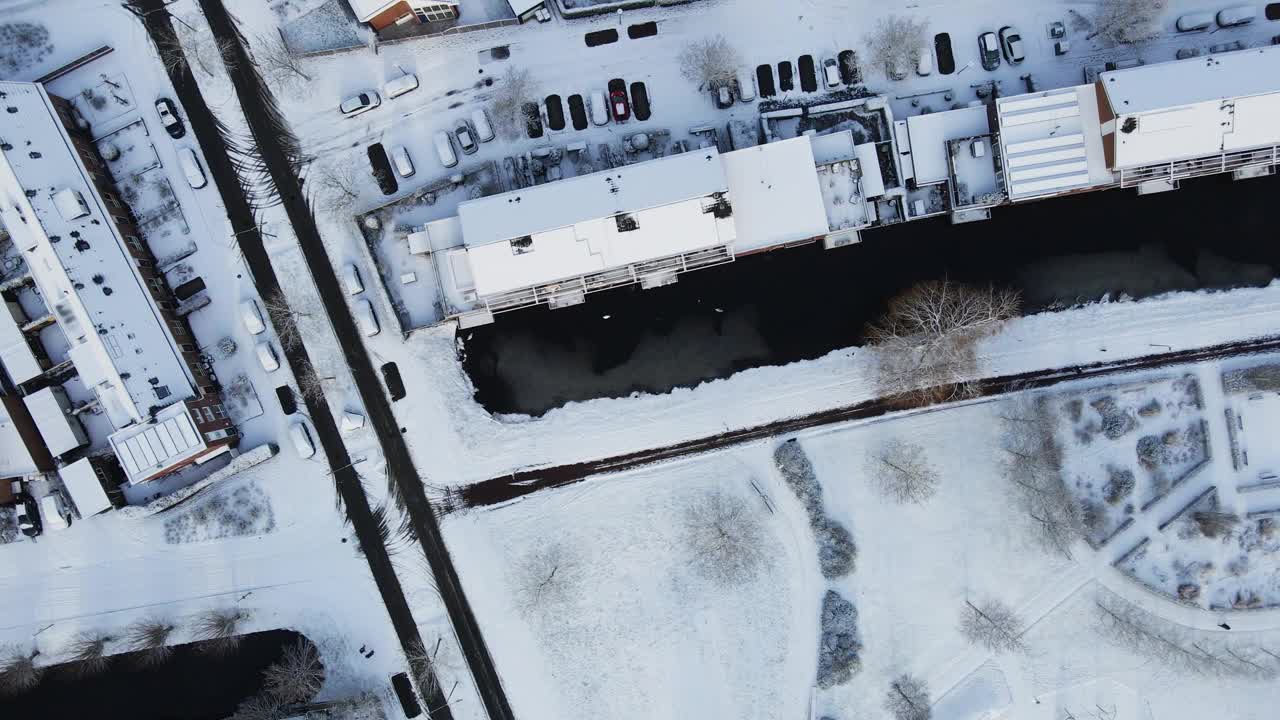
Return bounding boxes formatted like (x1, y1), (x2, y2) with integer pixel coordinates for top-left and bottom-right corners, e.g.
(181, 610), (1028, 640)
(155, 97), (185, 139)
(17, 494), (41, 537)
(366, 143), (398, 196)
(629, 81), (651, 121)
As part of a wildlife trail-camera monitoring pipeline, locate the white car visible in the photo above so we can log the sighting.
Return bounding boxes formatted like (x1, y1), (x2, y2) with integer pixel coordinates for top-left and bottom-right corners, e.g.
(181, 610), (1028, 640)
(290, 421), (316, 459)
(384, 73), (419, 99)
(354, 298), (379, 336)
(343, 264), (364, 295)
(241, 298), (266, 335)
(471, 108), (495, 142)
(822, 58), (841, 88)
(392, 145), (415, 177)
(256, 341), (280, 372)
(40, 493), (71, 531)
(179, 148), (207, 189)
(340, 90), (381, 117)
(1216, 5), (1256, 26)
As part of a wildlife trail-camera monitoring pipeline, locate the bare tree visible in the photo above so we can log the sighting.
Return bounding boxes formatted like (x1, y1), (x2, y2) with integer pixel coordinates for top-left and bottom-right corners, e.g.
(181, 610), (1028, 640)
(262, 638), (324, 703)
(867, 438), (940, 504)
(254, 34), (311, 94)
(0, 646), (42, 696)
(230, 692), (287, 720)
(682, 488), (768, 587)
(865, 279), (1020, 405)
(406, 638), (443, 701)
(998, 393), (1084, 557)
(864, 15), (929, 79)
(168, 17), (238, 78)
(885, 673), (932, 720)
(126, 617), (176, 667)
(959, 598), (1026, 653)
(511, 541), (583, 618)
(308, 158), (362, 218)
(65, 632), (115, 677)
(677, 35), (742, 90)
(194, 608), (249, 655)
(260, 289), (308, 352)
(1094, 0), (1166, 45)
(489, 67), (538, 141)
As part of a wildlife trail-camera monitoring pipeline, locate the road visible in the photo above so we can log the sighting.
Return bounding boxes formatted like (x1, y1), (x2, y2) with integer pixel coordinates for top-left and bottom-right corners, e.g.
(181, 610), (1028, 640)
(126, 2), (451, 717)
(181, 1), (516, 718)
(460, 333), (1280, 508)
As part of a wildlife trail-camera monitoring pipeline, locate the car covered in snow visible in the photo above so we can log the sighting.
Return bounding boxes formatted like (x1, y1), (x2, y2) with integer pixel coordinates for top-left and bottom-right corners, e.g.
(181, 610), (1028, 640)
(714, 83), (734, 108)
(343, 264), (364, 295)
(354, 298), (379, 336)
(471, 108), (495, 142)
(979, 31), (1001, 71)
(455, 121), (478, 155)
(999, 26), (1025, 64)
(178, 147), (207, 189)
(434, 131), (458, 168)
(290, 420), (316, 459)
(241, 298), (266, 335)
(154, 97), (185, 139)
(822, 58), (841, 88)
(392, 145), (415, 178)
(340, 90), (381, 117)
(16, 494), (40, 537)
(1176, 11), (1215, 31)
(256, 340), (280, 373)
(1217, 5), (1256, 26)
(590, 91), (609, 126)
(40, 492), (71, 531)
(384, 73), (419, 99)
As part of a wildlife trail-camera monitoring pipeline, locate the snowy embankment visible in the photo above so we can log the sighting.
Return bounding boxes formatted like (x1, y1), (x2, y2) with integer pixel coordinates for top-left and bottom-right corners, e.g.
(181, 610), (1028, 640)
(394, 282), (1280, 486)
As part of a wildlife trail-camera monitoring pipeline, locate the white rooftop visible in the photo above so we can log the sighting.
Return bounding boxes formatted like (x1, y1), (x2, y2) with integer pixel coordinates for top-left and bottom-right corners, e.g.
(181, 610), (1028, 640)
(24, 386), (84, 458)
(346, 0), (402, 21)
(0, 81), (196, 428)
(1098, 46), (1280, 115)
(0, 399), (39, 478)
(905, 105), (992, 185)
(108, 401), (207, 484)
(507, 0), (543, 15)
(0, 301), (43, 385)
(59, 457), (112, 516)
(458, 149), (727, 248)
(996, 86), (1114, 200)
(722, 136), (830, 253)
(808, 130), (857, 165)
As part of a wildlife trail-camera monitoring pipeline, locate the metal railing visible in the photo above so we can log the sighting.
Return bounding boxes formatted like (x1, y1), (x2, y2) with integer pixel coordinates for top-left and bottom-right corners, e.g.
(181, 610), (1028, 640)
(1120, 144), (1279, 188)
(480, 244), (734, 314)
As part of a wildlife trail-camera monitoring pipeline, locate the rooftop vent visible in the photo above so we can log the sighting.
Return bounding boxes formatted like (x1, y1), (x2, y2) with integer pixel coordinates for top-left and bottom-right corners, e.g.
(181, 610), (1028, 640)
(510, 235), (534, 255)
(52, 188), (90, 221)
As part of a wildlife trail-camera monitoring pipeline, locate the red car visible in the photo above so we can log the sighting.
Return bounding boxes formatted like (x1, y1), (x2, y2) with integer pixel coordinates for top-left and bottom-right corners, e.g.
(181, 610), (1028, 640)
(610, 89), (630, 122)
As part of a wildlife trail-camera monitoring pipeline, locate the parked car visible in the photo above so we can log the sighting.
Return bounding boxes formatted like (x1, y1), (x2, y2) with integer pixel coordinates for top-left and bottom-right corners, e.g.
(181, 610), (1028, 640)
(471, 108), (495, 142)
(756, 64), (777, 97)
(178, 148), (207, 189)
(154, 98), (185, 139)
(1217, 5), (1256, 26)
(1176, 11), (1215, 31)
(916, 47), (934, 76)
(933, 33), (956, 75)
(589, 90), (609, 126)
(822, 58), (841, 88)
(735, 69), (755, 101)
(1176, 47), (1202, 59)
(241, 298), (266, 335)
(256, 341), (280, 373)
(40, 493), (70, 531)
(367, 143), (398, 195)
(714, 83), (734, 108)
(544, 94), (566, 131)
(999, 26), (1025, 64)
(434, 131), (458, 168)
(1209, 40), (1247, 53)
(339, 90), (381, 117)
(630, 81), (652, 120)
(17, 494), (40, 537)
(290, 420), (316, 459)
(979, 31), (1002, 70)
(610, 89), (630, 121)
(391, 145), (415, 178)
(354, 298), (379, 336)
(455, 121), (478, 154)
(797, 54), (818, 93)
(384, 73), (419, 99)
(343, 264), (364, 295)
(568, 94), (589, 130)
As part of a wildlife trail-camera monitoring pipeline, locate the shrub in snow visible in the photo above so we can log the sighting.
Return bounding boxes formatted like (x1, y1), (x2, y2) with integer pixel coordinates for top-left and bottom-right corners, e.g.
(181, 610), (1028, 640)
(815, 517), (856, 579)
(0, 506), (18, 545)
(1091, 396), (1137, 440)
(816, 590), (861, 688)
(885, 673), (931, 720)
(867, 438), (940, 505)
(958, 599), (1025, 653)
(0, 23), (53, 76)
(0, 646), (41, 696)
(262, 638), (325, 703)
(126, 618), (176, 668)
(773, 439), (822, 521)
(163, 482), (275, 544)
(1103, 467), (1135, 505)
(65, 632), (116, 677)
(194, 608), (249, 656)
(682, 489), (769, 588)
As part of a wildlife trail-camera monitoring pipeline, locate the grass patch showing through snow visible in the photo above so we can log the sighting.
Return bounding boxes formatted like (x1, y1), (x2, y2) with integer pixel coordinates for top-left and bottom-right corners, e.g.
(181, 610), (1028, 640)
(163, 481), (275, 544)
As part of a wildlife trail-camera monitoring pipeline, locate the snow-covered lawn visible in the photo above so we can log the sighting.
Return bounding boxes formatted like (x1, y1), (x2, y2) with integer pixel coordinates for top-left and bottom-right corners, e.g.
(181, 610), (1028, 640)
(444, 448), (822, 719)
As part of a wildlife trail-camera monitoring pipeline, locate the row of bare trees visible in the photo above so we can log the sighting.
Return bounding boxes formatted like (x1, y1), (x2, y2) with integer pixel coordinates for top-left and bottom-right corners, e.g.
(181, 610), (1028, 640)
(0, 608), (249, 695)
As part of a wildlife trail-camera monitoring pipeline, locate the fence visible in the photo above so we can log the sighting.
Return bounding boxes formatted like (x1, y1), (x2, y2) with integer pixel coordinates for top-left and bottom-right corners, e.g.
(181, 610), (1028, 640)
(374, 17), (521, 50)
(556, 0), (697, 19)
(1119, 144), (1280, 188)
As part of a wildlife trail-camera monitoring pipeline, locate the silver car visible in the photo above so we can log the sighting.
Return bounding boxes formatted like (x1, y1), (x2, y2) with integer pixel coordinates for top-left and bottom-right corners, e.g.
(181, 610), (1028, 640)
(340, 90), (381, 118)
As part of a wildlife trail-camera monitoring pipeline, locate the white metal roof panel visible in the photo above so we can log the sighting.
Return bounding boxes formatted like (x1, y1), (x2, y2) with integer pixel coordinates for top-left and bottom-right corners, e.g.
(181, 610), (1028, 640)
(997, 85), (1115, 199)
(1099, 46), (1280, 115)
(722, 136), (830, 252)
(59, 457), (112, 516)
(0, 303), (43, 385)
(0, 401), (39, 478)
(458, 149), (727, 248)
(108, 402), (208, 483)
(24, 386), (83, 457)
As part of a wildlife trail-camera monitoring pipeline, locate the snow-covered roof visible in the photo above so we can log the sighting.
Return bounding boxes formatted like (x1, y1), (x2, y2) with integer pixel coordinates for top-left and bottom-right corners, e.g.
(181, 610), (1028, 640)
(507, 0), (544, 15)
(721, 136), (829, 253)
(346, 0), (406, 22)
(808, 131), (857, 166)
(0, 300), (43, 385)
(996, 86), (1114, 200)
(0, 81), (197, 428)
(59, 457), (112, 516)
(853, 143), (885, 199)
(466, 196), (736, 297)
(0, 399), (39, 478)
(905, 105), (992, 185)
(109, 401), (208, 484)
(24, 386), (84, 458)
(1099, 46), (1280, 116)
(458, 149), (727, 248)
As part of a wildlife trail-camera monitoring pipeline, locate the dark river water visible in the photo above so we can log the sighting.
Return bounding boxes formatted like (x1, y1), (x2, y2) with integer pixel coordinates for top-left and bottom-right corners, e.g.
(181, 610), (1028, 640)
(461, 172), (1280, 416)
(6, 630), (307, 719)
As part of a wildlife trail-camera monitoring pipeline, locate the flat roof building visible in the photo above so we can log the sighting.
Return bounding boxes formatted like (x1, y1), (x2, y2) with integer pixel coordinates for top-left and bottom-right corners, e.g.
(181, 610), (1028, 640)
(996, 86), (1114, 201)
